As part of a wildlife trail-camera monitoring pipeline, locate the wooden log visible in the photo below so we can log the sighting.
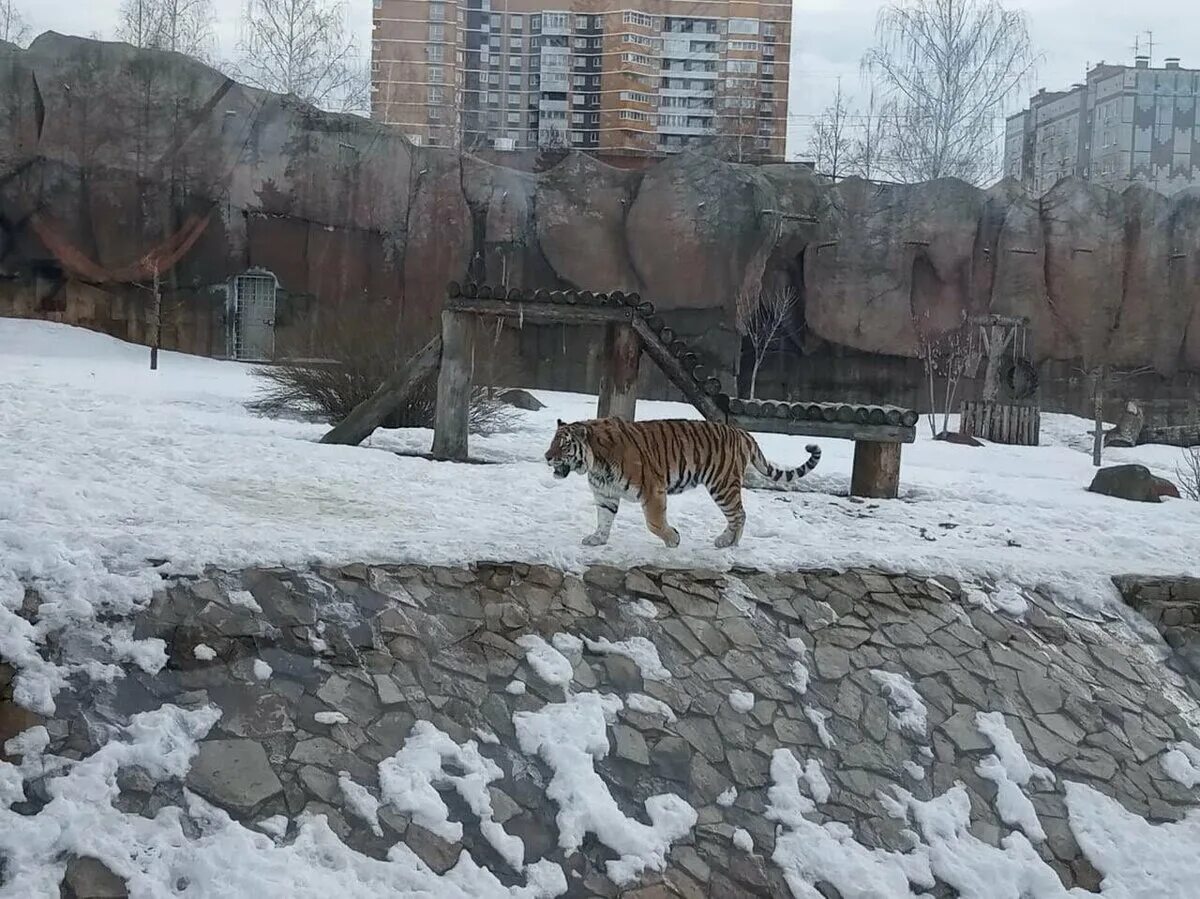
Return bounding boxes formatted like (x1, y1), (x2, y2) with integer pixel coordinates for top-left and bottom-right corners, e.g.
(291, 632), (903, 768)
(507, 288), (523, 300)
(646, 315), (664, 333)
(446, 298), (633, 325)
(728, 397), (745, 415)
(659, 327), (675, 344)
(462, 282), (479, 298)
(868, 408), (886, 425)
(836, 404), (857, 423)
(447, 281), (462, 298)
(431, 311), (476, 460)
(854, 407), (871, 424)
(690, 364), (708, 382)
(597, 322), (641, 421)
(320, 336), (442, 446)
(610, 290), (626, 305)
(578, 290), (594, 303)
(788, 403), (807, 420)
(714, 392), (732, 411)
(851, 441), (902, 499)
(885, 409), (902, 426)
(478, 285), (493, 299)
(534, 288), (550, 301)
(821, 405), (839, 422)
(900, 410), (920, 427)
(805, 403), (824, 420)
(564, 290), (579, 304)
(636, 301), (655, 316)
(702, 378), (722, 396)
(669, 340), (688, 356)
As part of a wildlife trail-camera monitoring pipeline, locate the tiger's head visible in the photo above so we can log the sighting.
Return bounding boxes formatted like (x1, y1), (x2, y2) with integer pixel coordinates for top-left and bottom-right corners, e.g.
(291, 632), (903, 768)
(545, 419), (592, 479)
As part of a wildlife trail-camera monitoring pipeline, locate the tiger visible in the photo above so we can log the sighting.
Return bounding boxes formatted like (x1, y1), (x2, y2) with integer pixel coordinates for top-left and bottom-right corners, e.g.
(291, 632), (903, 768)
(544, 417), (821, 548)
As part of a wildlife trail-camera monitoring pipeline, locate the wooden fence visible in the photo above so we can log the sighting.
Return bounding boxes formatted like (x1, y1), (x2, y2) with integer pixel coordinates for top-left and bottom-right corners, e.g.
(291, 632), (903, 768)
(959, 401), (1040, 446)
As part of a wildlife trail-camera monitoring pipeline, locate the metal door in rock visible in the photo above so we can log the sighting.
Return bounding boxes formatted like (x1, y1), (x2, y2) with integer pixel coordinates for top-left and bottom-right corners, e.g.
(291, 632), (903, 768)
(230, 272), (277, 361)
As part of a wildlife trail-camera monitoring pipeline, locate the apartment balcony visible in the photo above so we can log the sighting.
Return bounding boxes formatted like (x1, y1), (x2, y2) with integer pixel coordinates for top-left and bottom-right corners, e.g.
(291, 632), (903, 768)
(659, 86), (716, 98)
(656, 122), (715, 136)
(661, 66), (717, 78)
(539, 99), (569, 112)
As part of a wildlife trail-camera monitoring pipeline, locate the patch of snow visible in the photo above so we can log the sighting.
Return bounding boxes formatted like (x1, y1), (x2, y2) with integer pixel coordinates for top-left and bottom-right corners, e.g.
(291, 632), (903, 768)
(716, 786), (738, 807)
(513, 692), (696, 885)
(339, 771), (383, 837)
(626, 598), (659, 619)
(255, 815), (289, 839)
(804, 707), (835, 749)
(788, 661), (810, 696)
(786, 637), (809, 657)
(625, 693), (677, 723)
(903, 760), (926, 781)
(192, 644), (216, 661)
(315, 711), (349, 726)
(1160, 743), (1200, 789)
(991, 582), (1029, 617)
(253, 659), (273, 680)
(973, 712), (1055, 841)
(582, 636), (671, 681)
(719, 576), (756, 615)
(729, 690), (755, 713)
(506, 680), (527, 696)
(516, 635), (574, 687)
(1067, 779), (1200, 898)
(227, 589), (263, 613)
(869, 670), (928, 737)
(474, 728), (501, 746)
(732, 828), (754, 853)
(378, 721), (526, 872)
(802, 759), (831, 804)
(550, 632), (583, 657)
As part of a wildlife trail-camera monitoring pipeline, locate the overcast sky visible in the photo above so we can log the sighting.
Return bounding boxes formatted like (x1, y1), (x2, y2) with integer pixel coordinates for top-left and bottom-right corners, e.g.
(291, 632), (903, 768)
(12, 0), (1200, 159)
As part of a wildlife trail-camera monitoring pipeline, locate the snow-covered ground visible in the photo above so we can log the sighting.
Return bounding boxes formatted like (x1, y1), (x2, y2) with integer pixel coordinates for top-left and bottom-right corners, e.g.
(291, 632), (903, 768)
(3, 318), (1196, 621)
(4, 319), (1200, 897)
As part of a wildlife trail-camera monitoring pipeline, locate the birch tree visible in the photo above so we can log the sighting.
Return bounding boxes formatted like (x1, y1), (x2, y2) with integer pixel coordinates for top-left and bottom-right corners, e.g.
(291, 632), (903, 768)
(737, 285), (796, 400)
(235, 0), (368, 113)
(807, 79), (853, 180)
(116, 0), (215, 60)
(0, 0), (31, 46)
(862, 0), (1035, 185)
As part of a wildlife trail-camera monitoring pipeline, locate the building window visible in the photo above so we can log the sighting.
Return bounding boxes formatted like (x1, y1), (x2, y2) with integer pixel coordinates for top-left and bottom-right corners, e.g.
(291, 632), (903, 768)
(509, 74), (522, 87)
(620, 109), (649, 121)
(488, 91), (500, 104)
(543, 12), (569, 30)
(623, 11), (652, 27)
(429, 2), (445, 21)
(575, 15), (588, 29)
(428, 23), (445, 42)
(510, 14), (523, 30)
(427, 45), (444, 62)
(427, 66), (444, 83)
(508, 112), (520, 124)
(428, 85), (444, 104)
(508, 94), (520, 106)
(620, 90), (652, 104)
(726, 59), (756, 74)
(729, 40), (758, 51)
(728, 17), (759, 34)
(530, 15), (540, 30)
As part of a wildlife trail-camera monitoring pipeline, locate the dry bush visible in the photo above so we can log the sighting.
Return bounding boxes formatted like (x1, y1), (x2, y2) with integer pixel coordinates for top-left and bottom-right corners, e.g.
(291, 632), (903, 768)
(1178, 447), (1200, 501)
(246, 303), (520, 434)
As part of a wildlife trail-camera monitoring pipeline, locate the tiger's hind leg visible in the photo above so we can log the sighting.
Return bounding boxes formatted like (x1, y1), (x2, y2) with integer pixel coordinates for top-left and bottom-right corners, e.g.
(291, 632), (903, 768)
(709, 482), (746, 548)
(583, 492), (619, 546)
(640, 490), (680, 548)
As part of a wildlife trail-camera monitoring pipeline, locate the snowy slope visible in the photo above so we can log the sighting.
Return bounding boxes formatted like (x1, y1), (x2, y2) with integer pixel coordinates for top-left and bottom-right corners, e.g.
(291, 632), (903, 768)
(3, 318), (1196, 617)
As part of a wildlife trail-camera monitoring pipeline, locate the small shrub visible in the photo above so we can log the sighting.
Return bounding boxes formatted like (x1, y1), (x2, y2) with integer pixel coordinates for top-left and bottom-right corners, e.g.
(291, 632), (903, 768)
(246, 303), (520, 434)
(1177, 446), (1200, 501)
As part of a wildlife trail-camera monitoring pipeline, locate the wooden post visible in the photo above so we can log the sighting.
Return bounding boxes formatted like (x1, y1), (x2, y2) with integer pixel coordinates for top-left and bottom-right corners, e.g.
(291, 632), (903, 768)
(432, 311), (475, 460)
(597, 322), (641, 420)
(850, 441), (902, 499)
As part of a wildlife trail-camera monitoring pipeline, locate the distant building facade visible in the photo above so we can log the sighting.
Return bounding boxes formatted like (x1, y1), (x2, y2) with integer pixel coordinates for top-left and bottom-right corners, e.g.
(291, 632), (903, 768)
(370, 0), (791, 162)
(1005, 56), (1200, 195)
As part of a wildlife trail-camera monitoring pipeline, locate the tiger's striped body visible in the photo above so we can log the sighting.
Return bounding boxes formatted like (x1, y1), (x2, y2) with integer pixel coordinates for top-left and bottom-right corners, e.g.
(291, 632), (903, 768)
(544, 418), (821, 548)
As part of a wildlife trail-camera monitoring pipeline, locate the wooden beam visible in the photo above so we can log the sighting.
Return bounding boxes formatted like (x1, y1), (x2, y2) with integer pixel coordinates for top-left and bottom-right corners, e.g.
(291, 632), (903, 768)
(597, 322), (641, 420)
(446, 297), (633, 325)
(851, 441), (902, 499)
(629, 316), (725, 421)
(320, 336), (442, 446)
(729, 415), (916, 444)
(431, 310), (475, 461)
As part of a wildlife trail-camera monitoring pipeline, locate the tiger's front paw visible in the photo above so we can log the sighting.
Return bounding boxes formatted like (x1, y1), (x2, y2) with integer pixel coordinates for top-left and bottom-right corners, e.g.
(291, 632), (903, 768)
(662, 528), (681, 549)
(714, 530), (739, 548)
(582, 533), (609, 547)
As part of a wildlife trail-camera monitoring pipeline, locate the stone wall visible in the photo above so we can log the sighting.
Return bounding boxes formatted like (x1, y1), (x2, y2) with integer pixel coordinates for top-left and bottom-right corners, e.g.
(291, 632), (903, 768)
(1116, 575), (1200, 676)
(3, 34), (1200, 416)
(5, 562), (1199, 897)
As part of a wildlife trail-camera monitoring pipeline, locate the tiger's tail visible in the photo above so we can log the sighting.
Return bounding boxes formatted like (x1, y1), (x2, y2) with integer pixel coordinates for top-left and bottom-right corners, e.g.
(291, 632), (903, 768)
(748, 440), (821, 485)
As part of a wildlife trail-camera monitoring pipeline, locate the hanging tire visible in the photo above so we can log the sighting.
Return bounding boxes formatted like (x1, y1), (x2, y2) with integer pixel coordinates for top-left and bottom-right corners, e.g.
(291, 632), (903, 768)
(1004, 358), (1039, 400)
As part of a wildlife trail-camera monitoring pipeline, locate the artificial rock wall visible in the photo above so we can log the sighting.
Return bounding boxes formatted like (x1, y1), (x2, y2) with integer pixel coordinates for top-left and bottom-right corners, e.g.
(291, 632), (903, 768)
(4, 562), (1199, 897)
(3, 34), (1200, 410)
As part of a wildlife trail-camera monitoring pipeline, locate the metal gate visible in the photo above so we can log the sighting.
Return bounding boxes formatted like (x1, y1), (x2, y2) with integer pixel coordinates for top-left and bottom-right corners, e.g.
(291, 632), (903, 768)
(230, 272), (277, 361)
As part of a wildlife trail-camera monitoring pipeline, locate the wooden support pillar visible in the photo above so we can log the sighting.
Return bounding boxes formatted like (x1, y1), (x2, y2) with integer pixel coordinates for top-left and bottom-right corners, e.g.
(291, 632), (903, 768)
(850, 441), (902, 499)
(597, 322), (641, 421)
(432, 310), (476, 460)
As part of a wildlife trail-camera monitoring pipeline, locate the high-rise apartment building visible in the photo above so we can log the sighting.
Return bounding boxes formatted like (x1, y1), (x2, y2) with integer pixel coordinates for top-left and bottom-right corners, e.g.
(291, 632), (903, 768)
(371, 0), (791, 162)
(1005, 56), (1200, 195)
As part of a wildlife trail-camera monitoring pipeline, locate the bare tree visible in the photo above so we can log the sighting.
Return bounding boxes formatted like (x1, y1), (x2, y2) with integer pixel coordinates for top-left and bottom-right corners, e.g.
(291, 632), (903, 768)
(117, 0), (215, 60)
(737, 285), (796, 400)
(714, 75), (762, 163)
(808, 79), (853, 180)
(234, 0), (368, 113)
(862, 0), (1036, 185)
(914, 310), (971, 438)
(0, 0), (31, 45)
(1177, 447), (1200, 501)
(847, 84), (888, 180)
